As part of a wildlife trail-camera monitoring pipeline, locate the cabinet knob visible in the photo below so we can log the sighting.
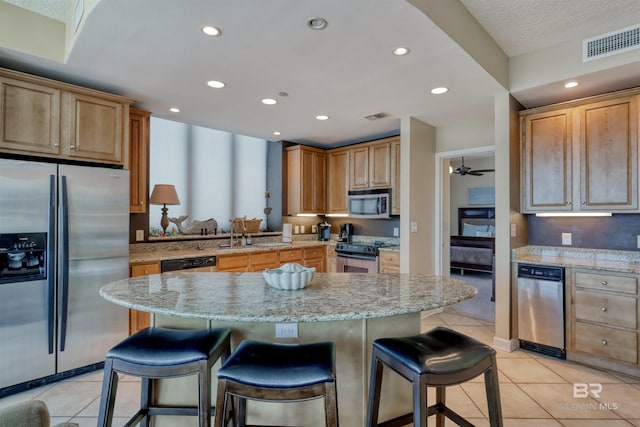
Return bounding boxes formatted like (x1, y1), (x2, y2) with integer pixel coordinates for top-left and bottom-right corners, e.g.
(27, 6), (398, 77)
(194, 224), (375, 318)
(602, 339), (608, 346)
(581, 200), (586, 205)
(144, 270), (149, 275)
(140, 201), (144, 205)
(53, 143), (59, 147)
(601, 280), (608, 286)
(601, 306), (607, 312)
(69, 145), (76, 149)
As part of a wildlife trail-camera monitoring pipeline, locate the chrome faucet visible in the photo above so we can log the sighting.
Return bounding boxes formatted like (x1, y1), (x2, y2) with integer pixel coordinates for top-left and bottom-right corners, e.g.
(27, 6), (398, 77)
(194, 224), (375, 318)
(229, 219), (239, 247)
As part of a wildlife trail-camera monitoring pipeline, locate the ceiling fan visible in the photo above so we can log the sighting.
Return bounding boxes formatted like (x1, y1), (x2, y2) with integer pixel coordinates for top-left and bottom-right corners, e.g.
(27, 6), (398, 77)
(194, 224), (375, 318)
(450, 157), (495, 176)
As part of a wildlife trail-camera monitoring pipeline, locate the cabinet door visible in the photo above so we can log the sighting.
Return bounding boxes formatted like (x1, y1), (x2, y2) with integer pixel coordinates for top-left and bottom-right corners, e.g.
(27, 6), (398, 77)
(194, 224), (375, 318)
(0, 77), (61, 156)
(522, 110), (573, 212)
(391, 139), (401, 214)
(350, 146), (369, 189)
(578, 96), (638, 211)
(313, 151), (326, 214)
(217, 254), (250, 272)
(369, 141), (391, 188)
(326, 149), (349, 214)
(129, 109), (150, 213)
(65, 92), (125, 164)
(129, 262), (159, 335)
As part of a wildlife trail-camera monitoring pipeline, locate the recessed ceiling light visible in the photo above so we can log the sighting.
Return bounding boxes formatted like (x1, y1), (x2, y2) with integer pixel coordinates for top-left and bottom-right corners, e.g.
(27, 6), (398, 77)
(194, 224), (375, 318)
(273, 131), (281, 136)
(169, 107), (180, 113)
(393, 47), (410, 56)
(430, 87), (449, 95)
(316, 115), (329, 121)
(564, 81), (579, 88)
(262, 98), (277, 105)
(207, 80), (226, 89)
(307, 17), (327, 30)
(201, 26), (221, 36)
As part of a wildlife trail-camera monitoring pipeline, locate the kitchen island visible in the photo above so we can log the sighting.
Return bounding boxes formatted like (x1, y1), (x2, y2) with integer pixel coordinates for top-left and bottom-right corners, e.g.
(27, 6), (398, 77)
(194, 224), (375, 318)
(100, 272), (476, 426)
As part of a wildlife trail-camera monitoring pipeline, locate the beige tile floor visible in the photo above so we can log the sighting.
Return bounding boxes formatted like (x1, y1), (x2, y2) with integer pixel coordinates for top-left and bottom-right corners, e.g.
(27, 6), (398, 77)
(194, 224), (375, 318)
(0, 311), (639, 426)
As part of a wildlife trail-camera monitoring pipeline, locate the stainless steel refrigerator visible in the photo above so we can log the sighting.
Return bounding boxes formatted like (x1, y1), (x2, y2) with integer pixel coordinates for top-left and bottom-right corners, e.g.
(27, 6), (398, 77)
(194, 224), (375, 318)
(0, 158), (129, 395)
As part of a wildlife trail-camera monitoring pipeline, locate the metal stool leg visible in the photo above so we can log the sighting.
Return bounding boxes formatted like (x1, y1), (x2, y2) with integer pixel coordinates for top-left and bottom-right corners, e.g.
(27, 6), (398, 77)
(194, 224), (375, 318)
(97, 359), (118, 427)
(485, 354), (503, 427)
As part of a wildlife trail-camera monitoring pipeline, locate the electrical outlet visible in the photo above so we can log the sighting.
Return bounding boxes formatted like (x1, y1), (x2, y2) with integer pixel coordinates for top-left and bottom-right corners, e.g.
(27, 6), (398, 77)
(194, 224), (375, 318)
(410, 221), (418, 233)
(135, 229), (144, 241)
(393, 227), (399, 237)
(561, 232), (572, 245)
(510, 223), (516, 237)
(300, 225), (305, 234)
(294, 225), (300, 234)
(637, 235), (640, 249)
(275, 323), (298, 338)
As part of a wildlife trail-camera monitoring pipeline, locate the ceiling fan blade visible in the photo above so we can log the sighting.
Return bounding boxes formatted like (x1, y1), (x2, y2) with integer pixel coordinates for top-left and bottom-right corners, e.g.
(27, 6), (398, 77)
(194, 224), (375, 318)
(468, 171), (483, 176)
(472, 169), (495, 173)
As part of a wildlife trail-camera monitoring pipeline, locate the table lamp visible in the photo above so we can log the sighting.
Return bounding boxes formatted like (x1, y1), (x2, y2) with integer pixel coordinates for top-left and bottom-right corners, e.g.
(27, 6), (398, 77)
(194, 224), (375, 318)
(149, 184), (180, 234)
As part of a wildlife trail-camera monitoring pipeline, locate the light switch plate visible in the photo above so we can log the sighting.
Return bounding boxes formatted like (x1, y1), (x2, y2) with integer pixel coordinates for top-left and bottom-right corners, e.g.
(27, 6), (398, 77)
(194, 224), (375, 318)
(300, 225), (305, 234)
(135, 229), (144, 241)
(561, 232), (572, 245)
(275, 323), (298, 338)
(637, 235), (640, 249)
(510, 223), (516, 237)
(294, 225), (300, 234)
(410, 221), (418, 233)
(393, 227), (399, 237)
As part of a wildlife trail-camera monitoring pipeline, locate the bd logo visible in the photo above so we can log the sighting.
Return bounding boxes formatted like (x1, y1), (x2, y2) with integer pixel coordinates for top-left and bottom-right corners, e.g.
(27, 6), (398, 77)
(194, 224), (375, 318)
(573, 383), (602, 398)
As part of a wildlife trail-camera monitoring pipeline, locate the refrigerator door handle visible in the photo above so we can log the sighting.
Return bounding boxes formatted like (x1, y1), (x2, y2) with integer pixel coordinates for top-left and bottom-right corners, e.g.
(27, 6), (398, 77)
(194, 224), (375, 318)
(59, 175), (69, 352)
(47, 174), (56, 355)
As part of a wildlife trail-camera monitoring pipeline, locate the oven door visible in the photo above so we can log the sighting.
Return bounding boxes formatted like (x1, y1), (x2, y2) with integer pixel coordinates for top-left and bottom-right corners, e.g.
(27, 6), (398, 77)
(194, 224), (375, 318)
(336, 253), (379, 273)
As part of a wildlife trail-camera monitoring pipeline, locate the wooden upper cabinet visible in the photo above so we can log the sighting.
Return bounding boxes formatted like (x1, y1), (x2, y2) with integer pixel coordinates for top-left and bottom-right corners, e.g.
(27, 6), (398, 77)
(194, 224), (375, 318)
(0, 76), (61, 155)
(578, 96), (638, 211)
(522, 109), (573, 212)
(287, 145), (326, 215)
(391, 138), (401, 215)
(350, 145), (370, 189)
(129, 108), (151, 213)
(0, 68), (132, 166)
(349, 138), (392, 190)
(65, 92), (125, 164)
(326, 148), (349, 214)
(521, 89), (639, 213)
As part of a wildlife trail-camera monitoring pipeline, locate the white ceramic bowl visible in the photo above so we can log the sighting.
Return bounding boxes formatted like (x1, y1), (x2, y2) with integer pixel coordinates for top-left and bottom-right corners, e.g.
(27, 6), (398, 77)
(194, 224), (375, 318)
(263, 263), (315, 290)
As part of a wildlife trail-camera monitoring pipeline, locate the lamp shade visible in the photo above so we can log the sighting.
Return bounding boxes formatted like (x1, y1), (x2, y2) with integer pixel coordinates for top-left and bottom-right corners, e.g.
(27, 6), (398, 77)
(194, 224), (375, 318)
(149, 184), (180, 205)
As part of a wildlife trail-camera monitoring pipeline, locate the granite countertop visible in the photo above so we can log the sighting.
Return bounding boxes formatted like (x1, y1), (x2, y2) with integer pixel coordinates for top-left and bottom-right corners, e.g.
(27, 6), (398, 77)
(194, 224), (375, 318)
(512, 246), (640, 273)
(100, 272), (476, 322)
(130, 240), (335, 264)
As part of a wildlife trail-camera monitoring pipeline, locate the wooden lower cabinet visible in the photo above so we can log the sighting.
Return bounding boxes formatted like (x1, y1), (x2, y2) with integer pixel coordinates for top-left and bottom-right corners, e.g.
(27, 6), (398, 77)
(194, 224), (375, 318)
(303, 247), (325, 272)
(326, 246), (337, 273)
(128, 261), (160, 335)
(251, 251), (279, 272)
(279, 248), (303, 264)
(379, 250), (400, 273)
(217, 254), (251, 272)
(568, 268), (639, 376)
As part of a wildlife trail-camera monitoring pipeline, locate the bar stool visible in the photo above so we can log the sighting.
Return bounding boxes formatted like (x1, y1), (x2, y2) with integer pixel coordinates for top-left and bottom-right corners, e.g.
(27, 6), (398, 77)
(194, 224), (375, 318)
(214, 339), (339, 427)
(97, 327), (232, 427)
(366, 326), (503, 427)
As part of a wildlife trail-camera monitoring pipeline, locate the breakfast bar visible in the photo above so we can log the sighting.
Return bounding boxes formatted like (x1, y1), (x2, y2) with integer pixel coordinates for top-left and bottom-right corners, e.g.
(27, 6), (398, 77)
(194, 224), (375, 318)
(100, 272), (476, 426)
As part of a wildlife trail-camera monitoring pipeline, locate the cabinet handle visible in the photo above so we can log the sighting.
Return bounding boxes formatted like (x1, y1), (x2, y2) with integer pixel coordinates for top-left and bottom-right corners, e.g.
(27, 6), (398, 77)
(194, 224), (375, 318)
(601, 280), (608, 286)
(144, 270), (149, 275)
(581, 200), (586, 205)
(69, 145), (76, 149)
(601, 306), (607, 312)
(140, 201), (144, 205)
(53, 143), (59, 147)
(602, 339), (607, 346)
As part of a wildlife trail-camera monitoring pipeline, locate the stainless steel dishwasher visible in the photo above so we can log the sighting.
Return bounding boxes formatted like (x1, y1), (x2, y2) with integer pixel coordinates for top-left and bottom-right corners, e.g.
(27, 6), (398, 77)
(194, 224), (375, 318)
(517, 263), (566, 359)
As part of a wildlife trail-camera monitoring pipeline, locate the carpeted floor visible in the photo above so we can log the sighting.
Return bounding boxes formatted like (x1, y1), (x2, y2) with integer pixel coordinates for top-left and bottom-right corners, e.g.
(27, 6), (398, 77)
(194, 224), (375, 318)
(445, 270), (495, 323)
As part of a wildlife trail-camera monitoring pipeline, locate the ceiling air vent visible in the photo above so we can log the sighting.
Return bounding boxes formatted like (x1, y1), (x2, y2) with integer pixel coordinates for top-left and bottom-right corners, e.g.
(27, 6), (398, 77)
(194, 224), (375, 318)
(583, 24), (640, 62)
(363, 112), (389, 120)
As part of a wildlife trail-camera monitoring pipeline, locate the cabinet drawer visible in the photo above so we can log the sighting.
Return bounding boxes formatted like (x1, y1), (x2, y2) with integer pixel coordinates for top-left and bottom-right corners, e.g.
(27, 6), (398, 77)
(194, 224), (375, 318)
(130, 262), (160, 276)
(574, 322), (637, 364)
(575, 290), (637, 329)
(279, 249), (302, 262)
(218, 254), (250, 270)
(303, 247), (324, 259)
(380, 251), (399, 264)
(252, 251), (279, 265)
(575, 271), (637, 294)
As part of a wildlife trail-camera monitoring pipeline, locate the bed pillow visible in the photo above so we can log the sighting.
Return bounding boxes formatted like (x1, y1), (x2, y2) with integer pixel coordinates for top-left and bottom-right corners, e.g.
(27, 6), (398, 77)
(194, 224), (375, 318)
(487, 224), (496, 237)
(462, 223), (489, 237)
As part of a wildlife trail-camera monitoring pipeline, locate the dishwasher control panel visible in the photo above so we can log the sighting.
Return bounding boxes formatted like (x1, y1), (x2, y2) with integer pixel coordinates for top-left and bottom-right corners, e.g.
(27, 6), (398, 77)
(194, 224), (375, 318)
(517, 263), (563, 281)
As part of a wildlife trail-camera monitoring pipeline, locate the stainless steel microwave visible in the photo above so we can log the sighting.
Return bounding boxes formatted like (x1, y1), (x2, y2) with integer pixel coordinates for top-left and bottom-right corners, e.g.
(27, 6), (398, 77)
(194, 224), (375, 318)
(347, 190), (390, 218)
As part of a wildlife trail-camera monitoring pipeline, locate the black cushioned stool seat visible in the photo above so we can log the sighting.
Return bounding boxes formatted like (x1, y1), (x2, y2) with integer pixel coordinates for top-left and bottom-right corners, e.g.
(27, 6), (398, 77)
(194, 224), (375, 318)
(366, 326), (502, 427)
(97, 327), (231, 427)
(214, 340), (339, 427)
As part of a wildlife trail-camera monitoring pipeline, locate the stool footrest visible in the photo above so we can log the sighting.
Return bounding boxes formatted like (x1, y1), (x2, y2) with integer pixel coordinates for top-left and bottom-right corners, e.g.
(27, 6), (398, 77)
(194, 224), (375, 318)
(375, 413), (414, 427)
(427, 404), (474, 427)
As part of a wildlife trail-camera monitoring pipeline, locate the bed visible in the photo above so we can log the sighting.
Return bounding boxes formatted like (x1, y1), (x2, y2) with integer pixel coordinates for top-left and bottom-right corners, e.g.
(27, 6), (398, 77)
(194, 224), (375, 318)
(450, 207), (495, 300)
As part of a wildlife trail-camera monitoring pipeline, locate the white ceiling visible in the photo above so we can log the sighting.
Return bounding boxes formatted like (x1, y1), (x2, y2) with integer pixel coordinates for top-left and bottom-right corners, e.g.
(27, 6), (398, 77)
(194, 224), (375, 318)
(0, 0), (639, 148)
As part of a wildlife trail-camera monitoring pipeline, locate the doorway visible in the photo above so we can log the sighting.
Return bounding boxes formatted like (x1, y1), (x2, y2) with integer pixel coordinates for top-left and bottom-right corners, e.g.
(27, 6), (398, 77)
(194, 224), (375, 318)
(435, 147), (495, 323)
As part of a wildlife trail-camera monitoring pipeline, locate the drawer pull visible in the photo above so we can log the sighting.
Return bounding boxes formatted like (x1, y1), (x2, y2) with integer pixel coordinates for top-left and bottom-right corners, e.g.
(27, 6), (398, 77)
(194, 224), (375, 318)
(601, 306), (607, 312)
(602, 339), (607, 346)
(601, 280), (608, 286)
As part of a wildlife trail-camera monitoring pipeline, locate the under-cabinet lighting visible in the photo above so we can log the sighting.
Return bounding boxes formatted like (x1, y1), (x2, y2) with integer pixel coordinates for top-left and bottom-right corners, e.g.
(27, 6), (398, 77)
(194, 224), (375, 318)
(296, 214), (318, 217)
(535, 212), (612, 217)
(326, 214), (349, 217)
